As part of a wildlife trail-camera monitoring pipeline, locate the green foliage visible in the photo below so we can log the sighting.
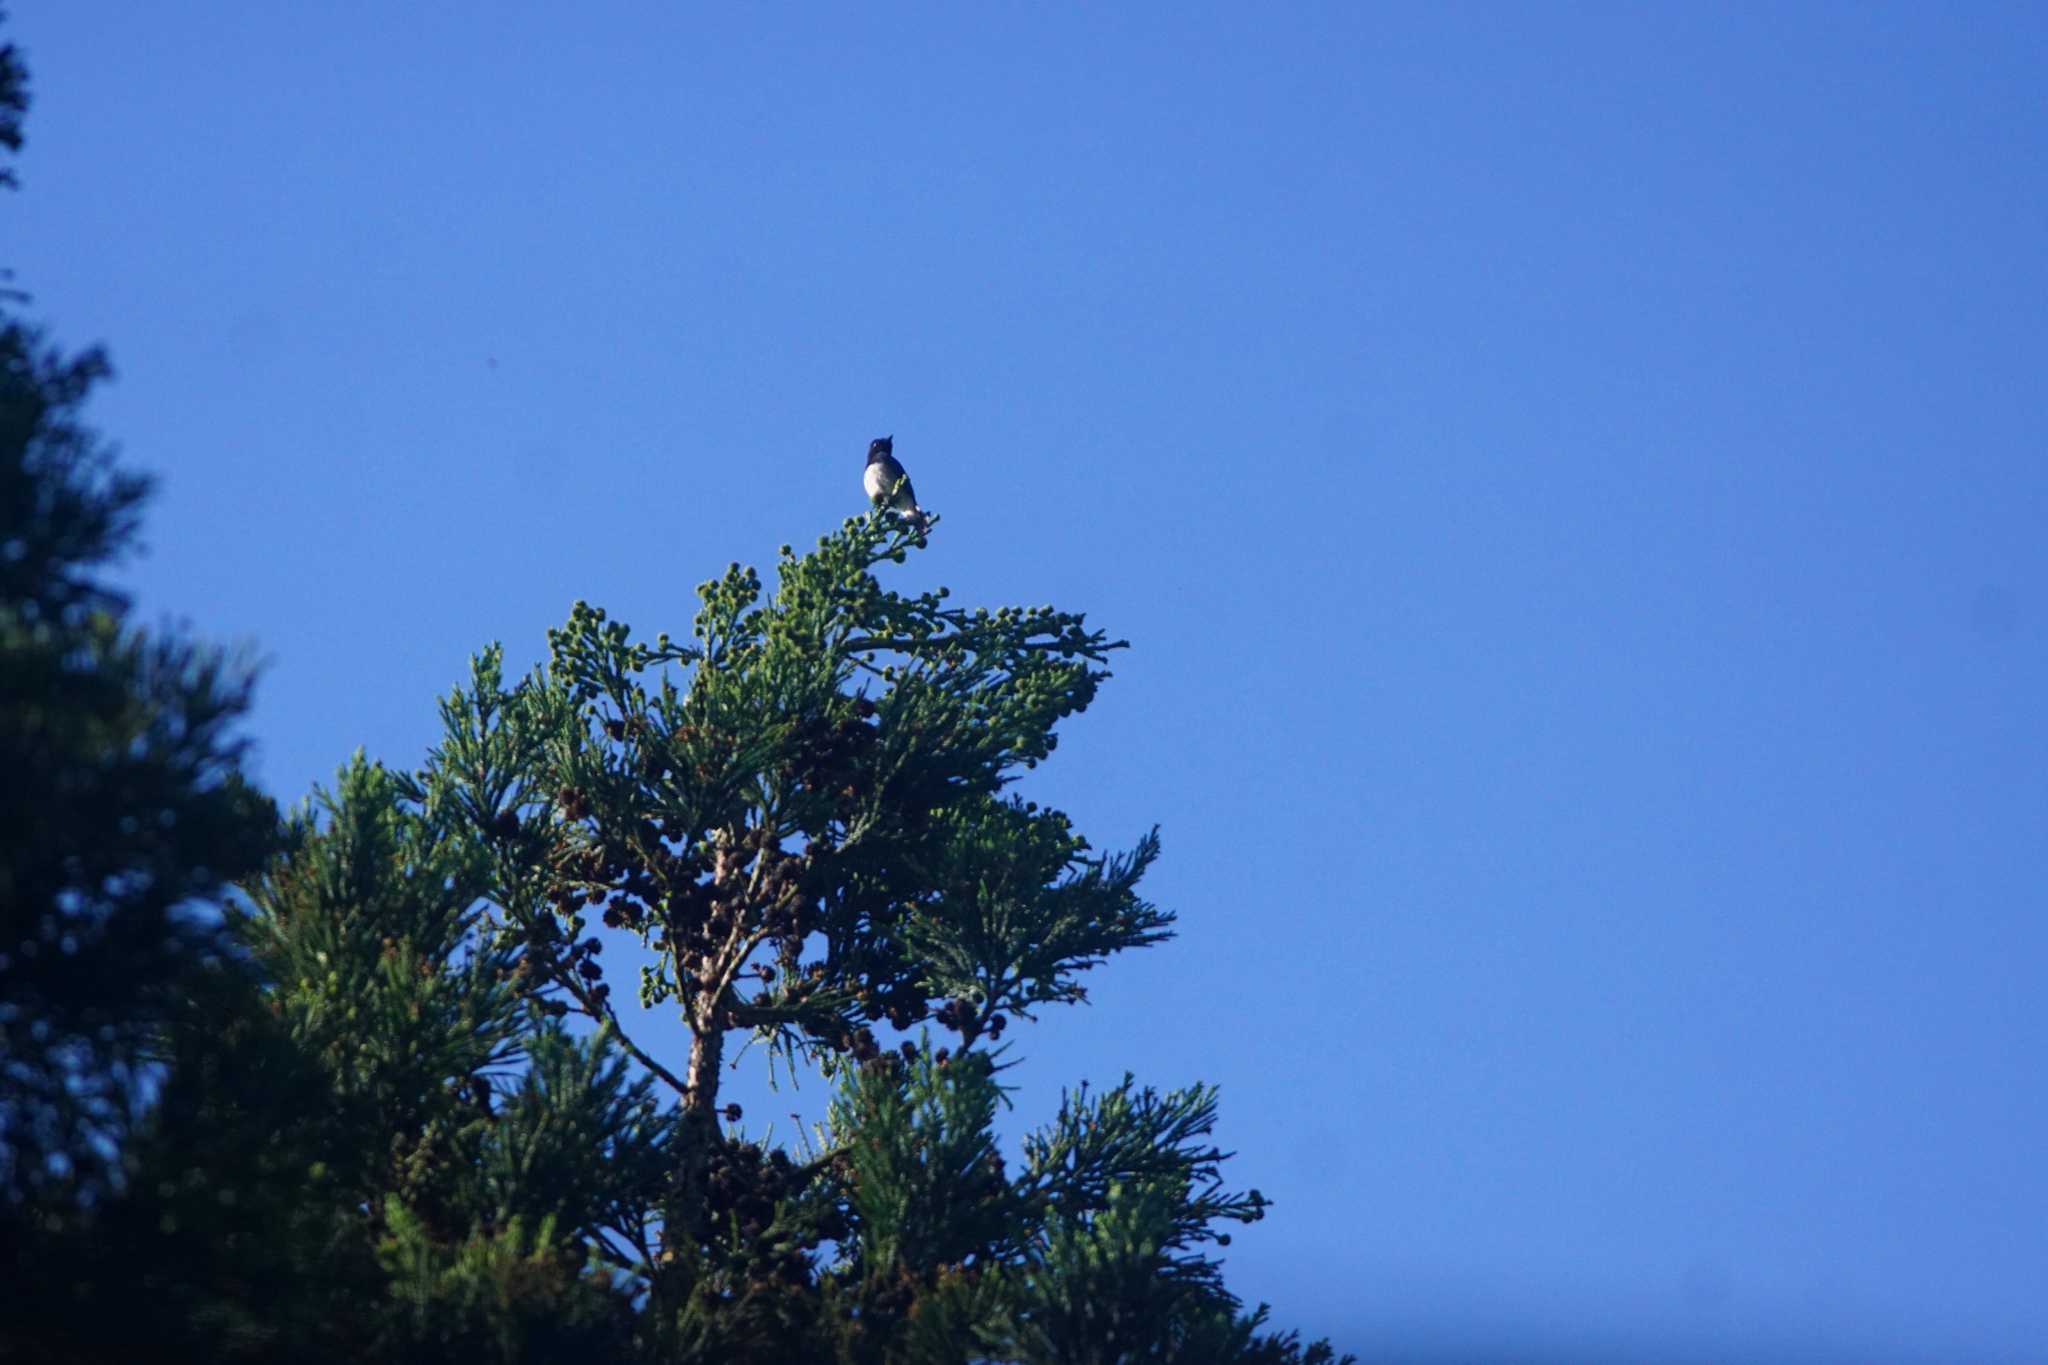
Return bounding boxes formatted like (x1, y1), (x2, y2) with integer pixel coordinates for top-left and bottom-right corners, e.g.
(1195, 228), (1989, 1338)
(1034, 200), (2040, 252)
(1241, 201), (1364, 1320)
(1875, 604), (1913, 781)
(0, 326), (274, 1215)
(378, 509), (1346, 1360)
(237, 757), (675, 1281)
(832, 1043), (1013, 1281)
(420, 513), (1164, 1090)
(901, 812), (1169, 1031)
(374, 1197), (636, 1363)
(816, 1047), (1322, 1364)
(4, 496), (1348, 1362)
(242, 757), (523, 1174)
(4, 739), (680, 1360)
(474, 1024), (677, 1263)
(53, 955), (373, 1361)
(1019, 1077), (1269, 1284)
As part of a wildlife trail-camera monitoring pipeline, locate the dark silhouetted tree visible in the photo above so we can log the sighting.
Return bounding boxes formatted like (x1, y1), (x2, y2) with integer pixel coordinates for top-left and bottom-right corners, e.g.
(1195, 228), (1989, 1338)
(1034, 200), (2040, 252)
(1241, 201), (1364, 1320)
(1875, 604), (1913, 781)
(0, 22), (278, 1357)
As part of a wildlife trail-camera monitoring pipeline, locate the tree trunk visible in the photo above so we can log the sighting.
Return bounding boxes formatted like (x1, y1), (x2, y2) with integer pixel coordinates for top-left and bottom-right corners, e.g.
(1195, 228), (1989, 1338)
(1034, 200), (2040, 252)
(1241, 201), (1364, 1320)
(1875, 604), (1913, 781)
(668, 1002), (727, 1246)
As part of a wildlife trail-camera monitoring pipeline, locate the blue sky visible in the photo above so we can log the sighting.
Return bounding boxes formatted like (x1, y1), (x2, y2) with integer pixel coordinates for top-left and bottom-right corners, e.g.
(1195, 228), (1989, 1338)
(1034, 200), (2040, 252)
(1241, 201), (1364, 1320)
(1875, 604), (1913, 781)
(11, 3), (2047, 1358)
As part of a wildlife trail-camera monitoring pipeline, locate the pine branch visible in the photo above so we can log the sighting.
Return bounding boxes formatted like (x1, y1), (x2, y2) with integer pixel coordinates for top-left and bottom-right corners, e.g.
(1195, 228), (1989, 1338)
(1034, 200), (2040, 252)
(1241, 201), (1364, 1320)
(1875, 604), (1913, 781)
(562, 975), (690, 1100)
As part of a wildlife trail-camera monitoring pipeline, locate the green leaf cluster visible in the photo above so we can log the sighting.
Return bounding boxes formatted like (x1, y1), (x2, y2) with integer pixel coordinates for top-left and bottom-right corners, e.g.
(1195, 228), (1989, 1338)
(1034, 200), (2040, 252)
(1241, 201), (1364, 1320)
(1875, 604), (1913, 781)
(415, 510), (1167, 1110)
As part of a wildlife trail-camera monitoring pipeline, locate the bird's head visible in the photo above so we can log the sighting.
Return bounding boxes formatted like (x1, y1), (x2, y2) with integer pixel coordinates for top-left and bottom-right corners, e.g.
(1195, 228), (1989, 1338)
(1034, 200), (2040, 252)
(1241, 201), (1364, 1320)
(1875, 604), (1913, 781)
(867, 435), (893, 464)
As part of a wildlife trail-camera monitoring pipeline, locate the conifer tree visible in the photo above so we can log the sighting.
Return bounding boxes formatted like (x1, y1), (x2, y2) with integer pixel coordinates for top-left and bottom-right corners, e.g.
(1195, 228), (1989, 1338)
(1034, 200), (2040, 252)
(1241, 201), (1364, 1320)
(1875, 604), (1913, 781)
(398, 514), (1349, 1361)
(210, 758), (658, 1360)
(0, 28), (279, 1357)
(102, 514), (1349, 1361)
(0, 32), (272, 1229)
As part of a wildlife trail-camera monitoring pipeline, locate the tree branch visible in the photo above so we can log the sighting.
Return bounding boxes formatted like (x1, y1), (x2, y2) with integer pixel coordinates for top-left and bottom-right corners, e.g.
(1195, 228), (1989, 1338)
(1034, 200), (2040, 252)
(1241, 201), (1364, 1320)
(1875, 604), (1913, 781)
(556, 968), (691, 1099)
(840, 635), (1126, 659)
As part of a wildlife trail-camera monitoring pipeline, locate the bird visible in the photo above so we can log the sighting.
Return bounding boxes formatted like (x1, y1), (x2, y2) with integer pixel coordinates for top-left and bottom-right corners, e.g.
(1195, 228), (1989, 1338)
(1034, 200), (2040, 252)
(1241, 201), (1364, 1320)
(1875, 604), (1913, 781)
(862, 435), (929, 532)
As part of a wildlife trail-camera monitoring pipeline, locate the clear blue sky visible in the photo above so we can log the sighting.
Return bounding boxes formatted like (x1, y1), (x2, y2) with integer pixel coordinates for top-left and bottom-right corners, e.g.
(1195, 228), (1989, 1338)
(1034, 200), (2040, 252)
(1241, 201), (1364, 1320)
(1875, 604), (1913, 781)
(12, 4), (2046, 1359)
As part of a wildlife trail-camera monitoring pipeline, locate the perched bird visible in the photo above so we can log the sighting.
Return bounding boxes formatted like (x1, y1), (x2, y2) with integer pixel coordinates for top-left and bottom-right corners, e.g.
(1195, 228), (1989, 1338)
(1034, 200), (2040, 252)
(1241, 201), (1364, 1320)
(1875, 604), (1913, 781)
(862, 435), (929, 532)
